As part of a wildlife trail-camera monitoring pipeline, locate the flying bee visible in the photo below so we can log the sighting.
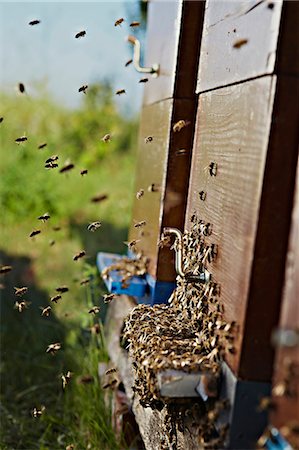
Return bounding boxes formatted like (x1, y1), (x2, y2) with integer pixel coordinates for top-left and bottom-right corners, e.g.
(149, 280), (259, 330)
(134, 220), (146, 228)
(29, 229), (41, 238)
(41, 306), (51, 317)
(60, 163), (74, 173)
(125, 59), (133, 67)
(101, 133), (111, 143)
(80, 169), (88, 176)
(139, 78), (148, 83)
(205, 161), (217, 177)
(144, 136), (153, 143)
(199, 190), (206, 201)
(157, 234), (171, 248)
(233, 38), (248, 49)
(73, 251), (86, 261)
(49, 240), (55, 246)
(80, 278), (90, 286)
(124, 239), (140, 250)
(52, 226), (61, 231)
(61, 371), (73, 390)
(0, 265), (12, 274)
(148, 183), (161, 192)
(18, 83), (26, 93)
(46, 342), (61, 354)
(88, 306), (100, 315)
(77, 374), (94, 384)
(32, 405), (45, 418)
(173, 119), (190, 132)
(103, 293), (116, 303)
(175, 149), (187, 156)
(38, 143), (47, 149)
(91, 193), (108, 203)
(114, 18), (124, 26)
(56, 286), (69, 294)
(258, 396), (276, 412)
(38, 212), (50, 222)
(29, 19), (40, 26)
(75, 30), (86, 39)
(66, 445), (75, 450)
(136, 189), (144, 199)
(87, 221), (101, 232)
(14, 300), (30, 312)
(0, 117), (3, 124)
(130, 21), (140, 27)
(45, 162), (58, 169)
(15, 135), (27, 144)
(51, 294), (62, 303)
(14, 286), (28, 296)
(105, 367), (117, 375)
(116, 89), (126, 96)
(78, 84), (88, 94)
(45, 155), (58, 164)
(102, 378), (118, 389)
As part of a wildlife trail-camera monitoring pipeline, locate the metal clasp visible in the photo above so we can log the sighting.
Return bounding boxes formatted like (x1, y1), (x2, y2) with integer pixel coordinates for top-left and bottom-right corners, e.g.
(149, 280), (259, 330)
(162, 227), (211, 284)
(127, 35), (159, 77)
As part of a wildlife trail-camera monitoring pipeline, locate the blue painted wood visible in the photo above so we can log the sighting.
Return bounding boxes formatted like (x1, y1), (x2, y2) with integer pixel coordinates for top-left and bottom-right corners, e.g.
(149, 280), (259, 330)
(266, 429), (293, 450)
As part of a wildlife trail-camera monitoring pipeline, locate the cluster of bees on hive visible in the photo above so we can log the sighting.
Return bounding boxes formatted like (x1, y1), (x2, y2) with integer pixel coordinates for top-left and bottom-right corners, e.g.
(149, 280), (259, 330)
(123, 215), (237, 449)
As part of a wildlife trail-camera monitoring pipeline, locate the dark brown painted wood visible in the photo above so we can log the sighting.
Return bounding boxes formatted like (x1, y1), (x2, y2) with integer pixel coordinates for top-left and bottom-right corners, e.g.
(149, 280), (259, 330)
(271, 157), (299, 442)
(197, 0), (283, 92)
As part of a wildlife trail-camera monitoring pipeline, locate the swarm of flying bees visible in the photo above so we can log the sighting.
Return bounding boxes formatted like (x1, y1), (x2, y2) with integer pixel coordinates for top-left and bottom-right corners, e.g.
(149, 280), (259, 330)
(102, 253), (148, 288)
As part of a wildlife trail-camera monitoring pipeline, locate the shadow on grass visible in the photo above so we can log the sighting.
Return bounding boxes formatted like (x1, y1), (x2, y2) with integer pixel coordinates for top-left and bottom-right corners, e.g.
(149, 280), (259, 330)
(0, 250), (74, 449)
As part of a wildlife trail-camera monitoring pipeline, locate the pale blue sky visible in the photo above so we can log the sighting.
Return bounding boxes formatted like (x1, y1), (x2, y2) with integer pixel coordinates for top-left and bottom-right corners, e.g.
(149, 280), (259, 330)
(0, 1), (145, 115)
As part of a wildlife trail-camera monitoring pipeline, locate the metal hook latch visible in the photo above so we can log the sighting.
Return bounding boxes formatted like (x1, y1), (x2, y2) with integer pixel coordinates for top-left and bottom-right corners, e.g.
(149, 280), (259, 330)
(163, 227), (211, 284)
(127, 35), (159, 77)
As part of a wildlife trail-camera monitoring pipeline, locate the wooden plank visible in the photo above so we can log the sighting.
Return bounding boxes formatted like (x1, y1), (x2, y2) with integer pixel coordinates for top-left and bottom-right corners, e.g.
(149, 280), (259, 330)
(142, 0), (204, 105)
(196, 0), (291, 93)
(129, 98), (197, 282)
(271, 157), (299, 440)
(185, 75), (299, 381)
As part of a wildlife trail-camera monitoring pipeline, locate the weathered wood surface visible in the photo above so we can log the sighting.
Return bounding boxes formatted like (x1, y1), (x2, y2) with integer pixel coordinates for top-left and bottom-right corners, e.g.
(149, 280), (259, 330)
(271, 157), (299, 434)
(143, 0), (204, 106)
(186, 75), (299, 381)
(197, 0), (284, 92)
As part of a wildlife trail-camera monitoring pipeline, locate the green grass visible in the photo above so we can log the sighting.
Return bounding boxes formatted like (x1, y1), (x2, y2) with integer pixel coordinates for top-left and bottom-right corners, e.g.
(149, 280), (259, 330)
(0, 85), (137, 449)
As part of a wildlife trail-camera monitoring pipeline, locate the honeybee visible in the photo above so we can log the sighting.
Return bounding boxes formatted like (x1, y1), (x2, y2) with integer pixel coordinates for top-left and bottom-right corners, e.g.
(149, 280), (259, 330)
(61, 371), (73, 389)
(205, 162), (217, 177)
(50, 294), (62, 303)
(49, 240), (55, 247)
(124, 239), (140, 250)
(73, 251), (86, 261)
(80, 169), (88, 176)
(32, 405), (45, 418)
(45, 154), (58, 162)
(77, 374), (94, 384)
(90, 323), (100, 334)
(80, 278), (90, 286)
(233, 38), (248, 49)
(91, 194), (108, 203)
(18, 83), (25, 93)
(38, 143), (47, 149)
(0, 265), (12, 274)
(101, 133), (111, 143)
(14, 300), (30, 312)
(114, 18), (124, 26)
(38, 213), (50, 222)
(139, 78), (148, 83)
(75, 30), (86, 39)
(29, 230), (41, 238)
(14, 286), (28, 296)
(0, 117), (3, 123)
(105, 367), (117, 375)
(157, 234), (171, 248)
(102, 378), (118, 389)
(175, 149), (187, 156)
(87, 221), (101, 232)
(130, 21), (140, 27)
(15, 135), (27, 144)
(258, 396), (276, 412)
(60, 163), (74, 173)
(125, 59), (133, 67)
(144, 136), (153, 143)
(56, 286), (69, 293)
(199, 191), (206, 201)
(136, 189), (144, 199)
(134, 220), (146, 228)
(116, 89), (126, 96)
(52, 226), (61, 231)
(46, 342), (61, 354)
(148, 183), (161, 192)
(29, 19), (40, 26)
(172, 119), (190, 132)
(45, 162), (58, 169)
(41, 306), (51, 317)
(103, 293), (116, 303)
(78, 85), (88, 94)
(66, 445), (75, 450)
(89, 306), (100, 314)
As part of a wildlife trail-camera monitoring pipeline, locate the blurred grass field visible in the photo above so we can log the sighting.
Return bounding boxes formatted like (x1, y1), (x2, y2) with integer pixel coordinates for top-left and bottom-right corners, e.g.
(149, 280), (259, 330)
(0, 84), (138, 449)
